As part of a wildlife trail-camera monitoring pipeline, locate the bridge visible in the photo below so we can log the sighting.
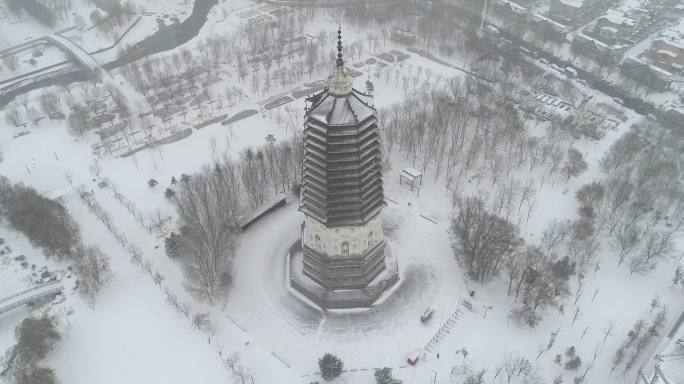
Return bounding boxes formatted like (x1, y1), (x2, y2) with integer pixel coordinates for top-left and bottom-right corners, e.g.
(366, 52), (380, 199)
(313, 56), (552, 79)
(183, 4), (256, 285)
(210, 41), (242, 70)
(45, 34), (109, 78)
(0, 282), (64, 315)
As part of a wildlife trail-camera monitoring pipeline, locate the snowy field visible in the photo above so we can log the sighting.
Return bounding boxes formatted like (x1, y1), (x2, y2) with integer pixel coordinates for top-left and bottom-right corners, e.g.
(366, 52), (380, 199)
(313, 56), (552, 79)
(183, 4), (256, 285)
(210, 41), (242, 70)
(1, 1), (684, 384)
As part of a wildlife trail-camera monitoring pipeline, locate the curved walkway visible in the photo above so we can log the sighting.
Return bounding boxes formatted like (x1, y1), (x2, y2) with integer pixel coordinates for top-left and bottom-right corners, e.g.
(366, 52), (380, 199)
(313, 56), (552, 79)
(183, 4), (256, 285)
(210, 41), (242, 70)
(46, 34), (109, 77)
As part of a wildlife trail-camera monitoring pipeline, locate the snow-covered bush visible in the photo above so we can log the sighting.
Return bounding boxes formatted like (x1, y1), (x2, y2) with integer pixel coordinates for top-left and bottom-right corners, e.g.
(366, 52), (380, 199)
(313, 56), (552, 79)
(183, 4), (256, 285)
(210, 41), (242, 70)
(318, 353), (343, 381)
(374, 367), (401, 384)
(164, 232), (181, 258)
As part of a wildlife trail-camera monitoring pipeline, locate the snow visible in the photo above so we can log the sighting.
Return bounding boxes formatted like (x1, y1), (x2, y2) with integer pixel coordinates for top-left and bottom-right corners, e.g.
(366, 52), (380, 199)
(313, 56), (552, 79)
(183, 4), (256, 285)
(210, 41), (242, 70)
(1, 2), (683, 384)
(602, 9), (636, 27)
(45, 34), (106, 73)
(559, 0), (584, 9)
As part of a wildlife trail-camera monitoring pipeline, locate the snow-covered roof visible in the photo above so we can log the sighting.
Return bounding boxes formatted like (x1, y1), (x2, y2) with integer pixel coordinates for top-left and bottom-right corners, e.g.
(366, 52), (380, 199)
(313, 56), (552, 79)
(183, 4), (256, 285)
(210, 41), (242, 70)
(307, 88), (376, 126)
(575, 34), (610, 49)
(657, 19), (684, 50)
(656, 49), (678, 59)
(559, 0), (584, 8)
(602, 9), (636, 27)
(648, 64), (674, 78)
(498, 0), (528, 14)
(600, 26), (619, 34)
(532, 13), (569, 31)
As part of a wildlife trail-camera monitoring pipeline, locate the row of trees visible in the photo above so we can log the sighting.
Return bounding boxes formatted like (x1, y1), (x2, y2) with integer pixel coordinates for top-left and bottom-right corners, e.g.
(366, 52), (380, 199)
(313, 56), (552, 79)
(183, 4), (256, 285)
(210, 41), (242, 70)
(174, 161), (240, 302)
(591, 122), (684, 273)
(611, 306), (668, 373)
(171, 134), (303, 302)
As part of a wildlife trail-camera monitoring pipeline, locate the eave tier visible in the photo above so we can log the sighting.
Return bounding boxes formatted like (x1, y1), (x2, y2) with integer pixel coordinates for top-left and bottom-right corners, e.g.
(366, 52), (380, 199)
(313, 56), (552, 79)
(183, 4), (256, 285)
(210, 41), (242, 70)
(300, 115), (385, 226)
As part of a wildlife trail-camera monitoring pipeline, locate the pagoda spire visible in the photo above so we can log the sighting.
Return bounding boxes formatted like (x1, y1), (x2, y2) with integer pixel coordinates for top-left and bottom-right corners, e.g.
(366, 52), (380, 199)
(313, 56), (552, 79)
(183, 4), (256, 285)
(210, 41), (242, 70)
(327, 25), (352, 95)
(336, 26), (344, 67)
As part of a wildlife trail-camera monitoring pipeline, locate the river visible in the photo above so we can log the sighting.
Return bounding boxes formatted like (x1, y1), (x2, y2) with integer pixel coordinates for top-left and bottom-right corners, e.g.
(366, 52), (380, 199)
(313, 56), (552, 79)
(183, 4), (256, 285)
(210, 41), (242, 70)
(0, 0), (217, 107)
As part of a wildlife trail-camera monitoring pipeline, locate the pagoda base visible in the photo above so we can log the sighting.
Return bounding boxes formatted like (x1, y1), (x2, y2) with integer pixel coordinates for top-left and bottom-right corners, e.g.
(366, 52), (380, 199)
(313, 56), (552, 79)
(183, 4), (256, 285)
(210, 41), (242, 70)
(288, 239), (399, 310)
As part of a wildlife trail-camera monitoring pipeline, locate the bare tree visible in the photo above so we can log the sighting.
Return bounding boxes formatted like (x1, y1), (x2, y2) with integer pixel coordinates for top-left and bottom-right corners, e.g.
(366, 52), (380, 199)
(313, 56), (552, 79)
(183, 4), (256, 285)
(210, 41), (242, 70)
(39, 91), (61, 119)
(629, 231), (674, 274)
(4, 103), (22, 127)
(3, 53), (19, 72)
(562, 148), (587, 181)
(451, 196), (523, 281)
(175, 161), (240, 302)
(73, 245), (112, 304)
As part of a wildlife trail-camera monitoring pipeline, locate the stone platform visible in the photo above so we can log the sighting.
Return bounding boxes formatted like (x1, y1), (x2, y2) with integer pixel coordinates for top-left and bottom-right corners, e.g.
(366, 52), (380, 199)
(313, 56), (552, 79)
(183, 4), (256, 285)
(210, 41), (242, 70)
(288, 239), (399, 310)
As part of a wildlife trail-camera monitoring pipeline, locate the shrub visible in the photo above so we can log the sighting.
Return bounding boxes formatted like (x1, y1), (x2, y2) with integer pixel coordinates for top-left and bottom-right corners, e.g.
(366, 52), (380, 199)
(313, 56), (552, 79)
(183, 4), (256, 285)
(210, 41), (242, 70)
(0, 179), (81, 258)
(318, 353), (343, 381)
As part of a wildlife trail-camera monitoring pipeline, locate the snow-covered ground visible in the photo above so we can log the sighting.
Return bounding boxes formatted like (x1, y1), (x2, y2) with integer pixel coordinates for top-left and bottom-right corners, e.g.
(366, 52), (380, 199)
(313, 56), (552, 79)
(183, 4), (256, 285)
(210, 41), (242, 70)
(1, 1), (683, 384)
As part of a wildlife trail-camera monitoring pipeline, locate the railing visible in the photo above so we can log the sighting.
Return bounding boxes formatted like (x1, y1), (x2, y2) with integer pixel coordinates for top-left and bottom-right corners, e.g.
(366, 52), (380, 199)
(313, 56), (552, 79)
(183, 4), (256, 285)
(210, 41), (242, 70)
(0, 282), (64, 315)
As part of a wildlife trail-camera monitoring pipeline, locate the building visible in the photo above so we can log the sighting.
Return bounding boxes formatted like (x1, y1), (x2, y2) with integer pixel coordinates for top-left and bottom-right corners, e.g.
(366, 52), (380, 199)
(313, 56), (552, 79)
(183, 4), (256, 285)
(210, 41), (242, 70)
(548, 0), (585, 24)
(572, 33), (625, 63)
(291, 28), (398, 309)
(530, 13), (569, 43)
(621, 57), (673, 92)
(594, 10), (636, 42)
(646, 38), (684, 74)
(494, 0), (529, 18)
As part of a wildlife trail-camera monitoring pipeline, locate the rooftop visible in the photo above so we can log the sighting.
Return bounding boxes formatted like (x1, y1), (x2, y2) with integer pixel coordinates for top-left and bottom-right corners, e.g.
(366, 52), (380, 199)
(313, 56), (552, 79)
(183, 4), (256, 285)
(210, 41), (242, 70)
(306, 88), (376, 126)
(602, 9), (637, 27)
(559, 0), (584, 8)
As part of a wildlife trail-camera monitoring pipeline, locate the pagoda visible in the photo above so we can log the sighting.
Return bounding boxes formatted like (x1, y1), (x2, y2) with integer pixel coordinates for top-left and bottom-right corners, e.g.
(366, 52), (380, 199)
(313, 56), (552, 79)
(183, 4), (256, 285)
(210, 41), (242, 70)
(290, 28), (398, 308)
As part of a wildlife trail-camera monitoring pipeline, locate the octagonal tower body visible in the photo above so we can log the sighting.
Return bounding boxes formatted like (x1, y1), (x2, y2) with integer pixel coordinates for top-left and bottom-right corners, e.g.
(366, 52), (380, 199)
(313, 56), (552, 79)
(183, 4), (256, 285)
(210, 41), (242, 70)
(300, 64), (387, 291)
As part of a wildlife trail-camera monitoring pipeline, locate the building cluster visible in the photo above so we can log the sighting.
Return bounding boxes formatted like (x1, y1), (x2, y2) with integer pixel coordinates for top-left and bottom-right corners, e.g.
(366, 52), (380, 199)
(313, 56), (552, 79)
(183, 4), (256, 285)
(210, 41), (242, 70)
(493, 0), (684, 92)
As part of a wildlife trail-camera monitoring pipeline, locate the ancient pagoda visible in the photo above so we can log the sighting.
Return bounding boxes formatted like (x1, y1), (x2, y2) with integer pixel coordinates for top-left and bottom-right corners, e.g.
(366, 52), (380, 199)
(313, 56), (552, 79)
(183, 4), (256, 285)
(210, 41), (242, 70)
(290, 28), (398, 309)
